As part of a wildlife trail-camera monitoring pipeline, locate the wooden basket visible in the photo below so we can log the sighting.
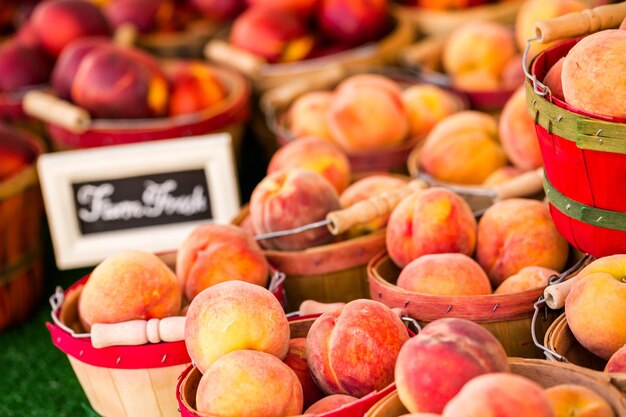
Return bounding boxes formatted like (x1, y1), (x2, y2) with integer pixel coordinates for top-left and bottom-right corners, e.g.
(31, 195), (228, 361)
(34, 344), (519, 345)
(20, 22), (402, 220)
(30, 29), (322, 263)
(136, 20), (222, 59)
(0, 124), (45, 332)
(365, 358), (626, 417)
(205, 16), (415, 93)
(544, 313), (626, 395)
(177, 315), (402, 417)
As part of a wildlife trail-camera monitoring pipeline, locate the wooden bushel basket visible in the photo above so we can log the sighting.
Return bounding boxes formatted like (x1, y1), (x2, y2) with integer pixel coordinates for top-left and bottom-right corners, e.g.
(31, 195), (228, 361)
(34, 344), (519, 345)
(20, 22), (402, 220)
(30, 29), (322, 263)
(526, 2), (626, 258)
(135, 20), (221, 59)
(0, 124), (45, 332)
(365, 358), (626, 417)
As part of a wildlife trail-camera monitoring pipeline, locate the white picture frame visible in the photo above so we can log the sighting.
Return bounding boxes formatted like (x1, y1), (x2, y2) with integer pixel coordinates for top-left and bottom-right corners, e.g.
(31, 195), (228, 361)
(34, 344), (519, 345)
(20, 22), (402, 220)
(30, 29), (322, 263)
(38, 133), (240, 269)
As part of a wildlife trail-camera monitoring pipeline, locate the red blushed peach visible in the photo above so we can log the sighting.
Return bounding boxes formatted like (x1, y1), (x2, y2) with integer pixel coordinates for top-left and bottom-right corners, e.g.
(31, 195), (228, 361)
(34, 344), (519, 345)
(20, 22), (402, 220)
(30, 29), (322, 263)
(605, 345), (626, 373)
(30, 0), (111, 57)
(327, 74), (409, 153)
(268, 136), (352, 194)
(304, 394), (358, 414)
(168, 62), (226, 116)
(386, 192), (422, 268)
(288, 91), (335, 142)
(397, 253), (492, 296)
(545, 384), (614, 417)
(283, 338), (325, 409)
(249, 168), (341, 251)
(248, 0), (318, 17)
(0, 40), (53, 93)
(196, 350), (303, 417)
(78, 251), (182, 332)
(175, 224), (268, 302)
(104, 0), (162, 33)
(501, 54), (525, 91)
(544, 58), (564, 102)
(0, 150), (28, 181)
(317, 0), (389, 46)
(395, 318), (510, 414)
(72, 44), (169, 119)
(495, 266), (558, 295)
(306, 299), (409, 397)
(499, 86), (544, 170)
(185, 280), (290, 373)
(441, 373), (554, 417)
(190, 0), (246, 21)
(482, 166), (524, 187)
(476, 199), (569, 287)
(402, 84), (465, 140)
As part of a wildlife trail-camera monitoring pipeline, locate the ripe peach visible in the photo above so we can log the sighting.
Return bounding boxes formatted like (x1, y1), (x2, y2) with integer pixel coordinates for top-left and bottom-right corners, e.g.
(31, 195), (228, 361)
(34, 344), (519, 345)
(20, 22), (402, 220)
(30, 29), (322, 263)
(268, 136), (351, 194)
(495, 266), (558, 294)
(402, 84), (464, 139)
(605, 344), (626, 373)
(168, 62), (226, 116)
(304, 394), (358, 414)
(176, 224), (268, 301)
(499, 86), (544, 170)
(104, 0), (163, 33)
(0, 40), (53, 93)
(501, 54), (525, 91)
(327, 74), (409, 152)
(476, 199), (569, 286)
(191, 0), (245, 21)
(248, 0), (318, 17)
(395, 318), (510, 414)
(452, 70), (501, 92)
(419, 111), (507, 185)
(386, 192), (421, 268)
(0, 150), (28, 181)
(306, 299), (409, 397)
(283, 338), (325, 409)
(562, 30), (626, 118)
(288, 91), (335, 142)
(249, 168), (341, 251)
(196, 350), (303, 417)
(621, 16), (626, 30)
(185, 280), (290, 373)
(482, 166), (523, 187)
(30, 0), (111, 57)
(317, 0), (389, 46)
(78, 251), (182, 331)
(399, 414), (441, 417)
(397, 253), (492, 296)
(410, 0), (474, 9)
(441, 373), (555, 417)
(543, 58), (564, 102)
(544, 384), (614, 417)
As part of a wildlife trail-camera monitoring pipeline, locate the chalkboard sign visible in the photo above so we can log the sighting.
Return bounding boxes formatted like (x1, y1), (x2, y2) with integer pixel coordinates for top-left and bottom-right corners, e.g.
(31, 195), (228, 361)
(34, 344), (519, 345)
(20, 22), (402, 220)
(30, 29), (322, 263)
(38, 134), (240, 269)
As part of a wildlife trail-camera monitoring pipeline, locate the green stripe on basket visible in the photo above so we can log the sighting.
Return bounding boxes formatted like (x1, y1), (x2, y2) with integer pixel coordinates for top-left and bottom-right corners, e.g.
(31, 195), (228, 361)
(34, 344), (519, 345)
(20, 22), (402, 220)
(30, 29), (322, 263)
(525, 81), (626, 155)
(544, 177), (626, 232)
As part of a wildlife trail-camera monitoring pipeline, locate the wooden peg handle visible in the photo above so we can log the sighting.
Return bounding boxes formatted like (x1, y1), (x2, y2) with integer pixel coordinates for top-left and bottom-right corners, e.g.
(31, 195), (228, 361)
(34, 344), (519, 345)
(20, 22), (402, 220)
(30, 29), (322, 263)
(326, 179), (428, 235)
(113, 22), (138, 47)
(544, 280), (574, 310)
(204, 39), (265, 77)
(492, 168), (544, 200)
(23, 90), (91, 133)
(91, 316), (186, 348)
(299, 300), (345, 316)
(535, 2), (626, 44)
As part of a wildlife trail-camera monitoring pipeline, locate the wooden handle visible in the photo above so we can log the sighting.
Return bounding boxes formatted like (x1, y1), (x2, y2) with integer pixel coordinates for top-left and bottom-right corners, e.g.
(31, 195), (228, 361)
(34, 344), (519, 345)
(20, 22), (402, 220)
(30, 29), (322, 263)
(535, 2), (626, 44)
(299, 300), (345, 316)
(544, 280), (574, 310)
(90, 316), (186, 348)
(23, 90), (91, 133)
(326, 179), (428, 235)
(113, 22), (138, 47)
(204, 39), (265, 77)
(492, 168), (544, 200)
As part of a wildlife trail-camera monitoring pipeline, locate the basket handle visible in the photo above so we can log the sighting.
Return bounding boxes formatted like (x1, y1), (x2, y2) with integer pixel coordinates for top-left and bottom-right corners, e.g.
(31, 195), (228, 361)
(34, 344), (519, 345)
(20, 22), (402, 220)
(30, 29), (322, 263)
(204, 39), (265, 77)
(534, 2), (626, 44)
(113, 22), (139, 47)
(492, 167), (544, 200)
(298, 300), (345, 316)
(90, 316), (186, 348)
(23, 90), (91, 133)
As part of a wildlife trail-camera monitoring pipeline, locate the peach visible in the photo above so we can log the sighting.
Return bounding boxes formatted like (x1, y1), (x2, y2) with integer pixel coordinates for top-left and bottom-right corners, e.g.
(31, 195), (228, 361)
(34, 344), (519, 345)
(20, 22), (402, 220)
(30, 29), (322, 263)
(482, 166), (523, 187)
(175, 224), (269, 301)
(339, 174), (409, 235)
(288, 91), (335, 142)
(0, 150), (28, 181)
(30, 0), (111, 57)
(185, 280), (290, 373)
(399, 414), (441, 417)
(476, 199), (569, 286)
(397, 253), (492, 296)
(196, 350), (303, 417)
(562, 30), (626, 118)
(249, 168), (341, 251)
(442, 22), (516, 89)
(385, 192), (422, 268)
(0, 40), (53, 93)
(268, 136), (352, 194)
(283, 338), (325, 409)
(72, 44), (169, 119)
(104, 0), (163, 33)
(409, 0), (474, 10)
(306, 299), (409, 397)
(401, 84), (465, 139)
(441, 373), (555, 417)
(248, 0), (318, 17)
(501, 54), (525, 91)
(605, 344), (626, 373)
(621, 16), (626, 30)
(544, 58), (564, 102)
(395, 318), (510, 414)
(515, 0), (586, 60)
(499, 86), (544, 170)
(230, 8), (314, 63)
(544, 384), (615, 417)
(327, 73), (409, 153)
(168, 62), (226, 116)
(419, 111), (507, 185)
(452, 70), (501, 92)
(317, 0), (389, 46)
(77, 250), (182, 331)
(191, 0), (245, 21)
(494, 266), (558, 294)
(304, 394), (358, 414)
(565, 255), (626, 360)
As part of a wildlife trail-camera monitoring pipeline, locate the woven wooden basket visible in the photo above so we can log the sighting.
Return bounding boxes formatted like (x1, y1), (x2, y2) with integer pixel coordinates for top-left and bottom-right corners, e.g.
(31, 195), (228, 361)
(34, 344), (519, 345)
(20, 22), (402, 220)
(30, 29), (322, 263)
(365, 358), (626, 417)
(0, 124), (45, 332)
